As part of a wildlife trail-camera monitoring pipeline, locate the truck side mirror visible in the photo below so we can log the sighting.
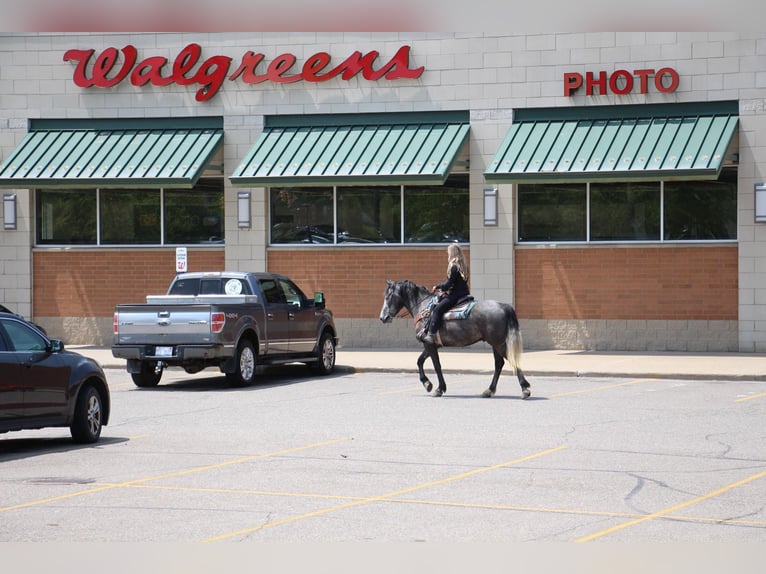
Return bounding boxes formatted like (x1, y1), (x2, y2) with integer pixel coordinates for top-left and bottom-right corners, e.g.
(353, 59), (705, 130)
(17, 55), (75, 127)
(313, 292), (325, 309)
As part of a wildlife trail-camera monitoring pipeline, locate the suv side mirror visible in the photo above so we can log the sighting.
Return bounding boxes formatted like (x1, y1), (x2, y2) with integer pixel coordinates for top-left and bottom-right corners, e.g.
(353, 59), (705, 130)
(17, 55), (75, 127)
(313, 292), (325, 309)
(49, 339), (65, 353)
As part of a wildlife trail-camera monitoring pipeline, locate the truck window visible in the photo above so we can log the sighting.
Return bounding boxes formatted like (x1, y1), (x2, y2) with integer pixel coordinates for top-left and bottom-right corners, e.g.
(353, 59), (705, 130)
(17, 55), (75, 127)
(259, 279), (286, 304)
(169, 279), (199, 295)
(279, 279), (304, 306)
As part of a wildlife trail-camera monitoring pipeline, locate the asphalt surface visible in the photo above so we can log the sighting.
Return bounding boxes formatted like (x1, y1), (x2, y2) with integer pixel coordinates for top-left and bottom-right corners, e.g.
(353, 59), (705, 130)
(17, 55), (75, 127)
(71, 344), (766, 381)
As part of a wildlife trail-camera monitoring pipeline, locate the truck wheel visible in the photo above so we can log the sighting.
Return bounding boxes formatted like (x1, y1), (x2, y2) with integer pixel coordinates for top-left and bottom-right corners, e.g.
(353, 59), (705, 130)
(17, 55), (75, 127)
(131, 361), (162, 387)
(310, 331), (336, 375)
(226, 339), (256, 387)
(70, 385), (104, 443)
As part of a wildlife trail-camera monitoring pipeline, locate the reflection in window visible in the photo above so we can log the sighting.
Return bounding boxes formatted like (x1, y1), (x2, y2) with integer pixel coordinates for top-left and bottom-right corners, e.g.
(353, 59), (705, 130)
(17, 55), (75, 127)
(35, 179), (224, 246)
(664, 172), (737, 240)
(101, 189), (161, 244)
(590, 182), (660, 241)
(337, 186), (400, 243)
(36, 190), (97, 245)
(405, 175), (468, 243)
(518, 184), (587, 242)
(270, 187), (334, 244)
(268, 175), (469, 245)
(165, 180), (225, 244)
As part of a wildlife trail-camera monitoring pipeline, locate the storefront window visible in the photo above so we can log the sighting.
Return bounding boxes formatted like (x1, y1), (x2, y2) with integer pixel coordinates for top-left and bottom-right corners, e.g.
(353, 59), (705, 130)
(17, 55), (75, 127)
(269, 175), (469, 245)
(165, 180), (225, 244)
(518, 171), (736, 244)
(100, 190), (161, 245)
(518, 184), (587, 242)
(36, 190), (97, 245)
(35, 178), (224, 246)
(590, 182), (660, 241)
(405, 175), (469, 243)
(337, 186), (400, 243)
(664, 171), (737, 241)
(270, 187), (334, 244)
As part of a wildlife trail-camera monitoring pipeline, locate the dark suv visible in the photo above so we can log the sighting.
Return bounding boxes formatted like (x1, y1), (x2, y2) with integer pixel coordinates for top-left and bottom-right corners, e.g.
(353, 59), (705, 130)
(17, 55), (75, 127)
(0, 311), (110, 443)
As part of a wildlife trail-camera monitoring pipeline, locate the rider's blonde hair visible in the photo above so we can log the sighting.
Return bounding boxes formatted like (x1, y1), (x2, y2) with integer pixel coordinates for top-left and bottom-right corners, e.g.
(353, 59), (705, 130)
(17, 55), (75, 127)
(447, 243), (469, 283)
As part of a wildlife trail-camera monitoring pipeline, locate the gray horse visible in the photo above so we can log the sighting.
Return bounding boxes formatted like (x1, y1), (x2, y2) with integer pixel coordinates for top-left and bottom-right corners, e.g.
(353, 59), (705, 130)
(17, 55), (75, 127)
(379, 279), (531, 398)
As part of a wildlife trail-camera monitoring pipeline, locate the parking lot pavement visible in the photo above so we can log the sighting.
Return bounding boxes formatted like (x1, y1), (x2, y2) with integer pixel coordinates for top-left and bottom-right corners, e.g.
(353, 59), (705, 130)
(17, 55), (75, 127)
(70, 345), (766, 381)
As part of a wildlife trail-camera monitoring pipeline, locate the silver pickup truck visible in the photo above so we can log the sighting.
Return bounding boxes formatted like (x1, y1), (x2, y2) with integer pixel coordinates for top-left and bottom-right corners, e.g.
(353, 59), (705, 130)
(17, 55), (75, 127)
(112, 271), (338, 387)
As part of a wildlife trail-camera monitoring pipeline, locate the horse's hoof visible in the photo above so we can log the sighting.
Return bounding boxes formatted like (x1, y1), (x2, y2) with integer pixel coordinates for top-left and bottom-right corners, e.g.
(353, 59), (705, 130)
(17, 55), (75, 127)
(522, 387), (531, 399)
(432, 389), (443, 397)
(422, 381), (433, 393)
(482, 389), (494, 398)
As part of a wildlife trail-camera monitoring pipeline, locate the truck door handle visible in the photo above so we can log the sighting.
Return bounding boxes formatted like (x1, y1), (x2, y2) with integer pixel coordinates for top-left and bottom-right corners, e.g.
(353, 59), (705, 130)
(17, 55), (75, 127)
(288, 312), (295, 320)
(267, 313), (274, 320)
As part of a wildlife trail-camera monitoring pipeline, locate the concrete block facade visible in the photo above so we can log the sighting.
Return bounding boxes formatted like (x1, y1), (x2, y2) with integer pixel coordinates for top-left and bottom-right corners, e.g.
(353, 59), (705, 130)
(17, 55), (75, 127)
(1, 32), (765, 351)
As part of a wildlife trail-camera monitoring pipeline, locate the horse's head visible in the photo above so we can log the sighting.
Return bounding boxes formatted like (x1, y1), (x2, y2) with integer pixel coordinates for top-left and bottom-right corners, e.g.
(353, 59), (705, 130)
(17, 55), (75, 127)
(380, 279), (405, 323)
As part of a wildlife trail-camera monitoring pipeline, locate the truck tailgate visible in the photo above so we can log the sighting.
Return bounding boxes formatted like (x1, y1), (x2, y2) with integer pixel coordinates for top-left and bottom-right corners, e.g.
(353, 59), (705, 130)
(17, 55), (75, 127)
(114, 304), (218, 345)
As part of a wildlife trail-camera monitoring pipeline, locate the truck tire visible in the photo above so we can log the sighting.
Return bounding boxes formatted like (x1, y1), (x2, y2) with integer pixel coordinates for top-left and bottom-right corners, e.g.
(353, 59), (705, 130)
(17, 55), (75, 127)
(226, 339), (256, 387)
(310, 331), (336, 375)
(70, 385), (104, 443)
(131, 361), (162, 387)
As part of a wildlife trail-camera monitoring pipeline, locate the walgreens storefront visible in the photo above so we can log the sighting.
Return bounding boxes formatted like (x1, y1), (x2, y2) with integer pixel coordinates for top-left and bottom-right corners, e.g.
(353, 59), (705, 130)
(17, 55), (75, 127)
(0, 33), (763, 352)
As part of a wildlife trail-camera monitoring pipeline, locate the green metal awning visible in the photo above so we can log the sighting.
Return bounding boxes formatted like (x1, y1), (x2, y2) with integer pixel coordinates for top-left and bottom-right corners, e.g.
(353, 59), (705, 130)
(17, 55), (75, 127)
(485, 101), (739, 183)
(0, 117), (223, 189)
(230, 111), (470, 187)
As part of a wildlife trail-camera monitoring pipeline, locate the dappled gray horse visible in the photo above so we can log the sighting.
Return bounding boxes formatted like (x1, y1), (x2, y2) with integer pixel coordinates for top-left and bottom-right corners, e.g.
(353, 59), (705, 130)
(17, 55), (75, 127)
(379, 279), (531, 398)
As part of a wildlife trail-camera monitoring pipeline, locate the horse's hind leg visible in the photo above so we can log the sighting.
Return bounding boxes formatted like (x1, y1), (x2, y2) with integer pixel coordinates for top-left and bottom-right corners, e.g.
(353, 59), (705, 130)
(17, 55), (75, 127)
(517, 369), (531, 399)
(482, 348), (505, 398)
(417, 350), (433, 393)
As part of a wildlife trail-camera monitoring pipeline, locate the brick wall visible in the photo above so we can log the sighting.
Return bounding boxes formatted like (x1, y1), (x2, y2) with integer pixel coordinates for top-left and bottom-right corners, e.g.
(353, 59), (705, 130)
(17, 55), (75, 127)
(267, 247), (469, 318)
(33, 248), (225, 317)
(515, 245), (738, 321)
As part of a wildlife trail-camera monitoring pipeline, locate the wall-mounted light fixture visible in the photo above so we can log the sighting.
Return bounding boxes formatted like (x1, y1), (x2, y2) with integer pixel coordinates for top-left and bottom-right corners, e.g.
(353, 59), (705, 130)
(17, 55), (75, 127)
(755, 184), (766, 223)
(237, 191), (251, 228)
(3, 193), (16, 230)
(483, 187), (498, 226)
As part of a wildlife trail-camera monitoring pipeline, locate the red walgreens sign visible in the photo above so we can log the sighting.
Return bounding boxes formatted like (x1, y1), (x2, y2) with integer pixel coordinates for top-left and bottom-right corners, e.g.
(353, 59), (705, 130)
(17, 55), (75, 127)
(564, 68), (679, 97)
(64, 43), (425, 102)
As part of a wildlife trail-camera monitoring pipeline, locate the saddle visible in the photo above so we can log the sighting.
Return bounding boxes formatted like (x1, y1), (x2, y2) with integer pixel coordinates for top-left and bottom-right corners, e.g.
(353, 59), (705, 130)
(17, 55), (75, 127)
(414, 295), (476, 342)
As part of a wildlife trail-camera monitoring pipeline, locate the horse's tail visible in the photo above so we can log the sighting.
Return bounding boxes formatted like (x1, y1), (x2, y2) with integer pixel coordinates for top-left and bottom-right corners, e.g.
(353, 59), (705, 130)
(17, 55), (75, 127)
(504, 305), (523, 373)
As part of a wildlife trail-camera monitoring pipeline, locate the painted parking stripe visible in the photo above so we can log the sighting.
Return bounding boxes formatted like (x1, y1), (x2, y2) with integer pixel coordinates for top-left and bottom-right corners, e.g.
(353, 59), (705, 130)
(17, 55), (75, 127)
(0, 437), (349, 514)
(735, 391), (766, 403)
(204, 444), (569, 542)
(576, 468), (766, 542)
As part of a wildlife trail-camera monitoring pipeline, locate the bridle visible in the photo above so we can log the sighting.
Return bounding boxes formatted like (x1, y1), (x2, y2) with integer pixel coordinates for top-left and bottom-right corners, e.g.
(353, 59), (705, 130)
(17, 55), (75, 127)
(386, 282), (432, 320)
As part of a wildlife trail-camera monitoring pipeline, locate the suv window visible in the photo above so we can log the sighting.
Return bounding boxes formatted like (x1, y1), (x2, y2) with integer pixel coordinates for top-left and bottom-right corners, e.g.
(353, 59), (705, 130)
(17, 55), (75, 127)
(1, 319), (47, 351)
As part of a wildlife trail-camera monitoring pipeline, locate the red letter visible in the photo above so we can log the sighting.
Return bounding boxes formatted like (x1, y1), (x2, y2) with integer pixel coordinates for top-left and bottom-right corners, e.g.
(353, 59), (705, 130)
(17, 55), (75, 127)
(609, 69), (633, 95)
(265, 53), (301, 83)
(229, 51), (267, 83)
(633, 69), (654, 93)
(585, 71), (607, 96)
(380, 45), (424, 80)
(64, 48), (96, 87)
(82, 46), (137, 88)
(302, 52), (332, 82)
(130, 55), (174, 87)
(172, 43), (202, 86)
(563, 72), (582, 96)
(191, 55), (231, 101)
(655, 67), (679, 93)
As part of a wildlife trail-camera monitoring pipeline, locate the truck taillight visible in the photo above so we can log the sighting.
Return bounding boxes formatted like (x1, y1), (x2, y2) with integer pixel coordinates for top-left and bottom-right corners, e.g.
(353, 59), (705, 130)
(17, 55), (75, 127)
(113, 312), (119, 334)
(211, 312), (225, 333)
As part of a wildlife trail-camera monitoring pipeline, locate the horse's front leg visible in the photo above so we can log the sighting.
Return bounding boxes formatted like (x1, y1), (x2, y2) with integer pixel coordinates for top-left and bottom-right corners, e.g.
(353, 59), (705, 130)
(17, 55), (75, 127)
(416, 350), (433, 393)
(482, 349), (505, 398)
(427, 345), (448, 397)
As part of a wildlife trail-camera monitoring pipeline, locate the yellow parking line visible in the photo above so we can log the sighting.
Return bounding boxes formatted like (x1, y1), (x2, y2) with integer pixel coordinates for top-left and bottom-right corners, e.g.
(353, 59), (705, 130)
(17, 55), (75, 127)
(735, 391), (766, 403)
(204, 444), (569, 542)
(576, 468), (766, 542)
(0, 437), (349, 514)
(552, 378), (655, 398)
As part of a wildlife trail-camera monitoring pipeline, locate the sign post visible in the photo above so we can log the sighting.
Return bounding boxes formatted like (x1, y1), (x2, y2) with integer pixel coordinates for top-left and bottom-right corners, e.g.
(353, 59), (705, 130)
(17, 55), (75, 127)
(175, 247), (188, 273)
